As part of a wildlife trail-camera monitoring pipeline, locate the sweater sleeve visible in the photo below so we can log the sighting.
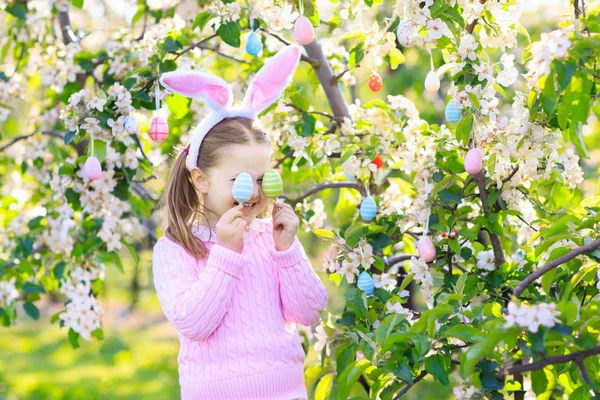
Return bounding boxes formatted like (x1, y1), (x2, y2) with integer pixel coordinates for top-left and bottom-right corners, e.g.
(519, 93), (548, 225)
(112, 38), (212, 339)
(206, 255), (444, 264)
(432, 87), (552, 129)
(152, 238), (248, 341)
(269, 235), (329, 326)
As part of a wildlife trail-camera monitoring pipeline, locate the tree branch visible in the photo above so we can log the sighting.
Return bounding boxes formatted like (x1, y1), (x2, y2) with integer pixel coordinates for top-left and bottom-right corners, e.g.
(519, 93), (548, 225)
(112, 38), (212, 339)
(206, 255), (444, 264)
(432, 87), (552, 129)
(281, 182), (364, 205)
(57, 10), (79, 44)
(385, 254), (415, 268)
(0, 130), (66, 152)
(472, 169), (506, 267)
(393, 370), (428, 398)
(466, 0), (487, 34)
(504, 346), (600, 375)
(513, 238), (600, 298)
(284, 102), (342, 122)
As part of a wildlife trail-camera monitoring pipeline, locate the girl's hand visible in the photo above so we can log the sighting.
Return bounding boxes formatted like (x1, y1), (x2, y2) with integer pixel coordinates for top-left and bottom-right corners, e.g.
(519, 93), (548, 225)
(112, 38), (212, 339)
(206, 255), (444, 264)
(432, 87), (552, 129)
(272, 199), (300, 252)
(216, 204), (247, 254)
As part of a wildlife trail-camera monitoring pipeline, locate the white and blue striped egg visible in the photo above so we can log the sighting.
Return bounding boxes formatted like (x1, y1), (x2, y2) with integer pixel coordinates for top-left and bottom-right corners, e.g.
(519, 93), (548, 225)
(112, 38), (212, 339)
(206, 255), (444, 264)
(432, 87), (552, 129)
(357, 271), (374, 295)
(445, 100), (461, 123)
(360, 196), (377, 221)
(232, 172), (254, 203)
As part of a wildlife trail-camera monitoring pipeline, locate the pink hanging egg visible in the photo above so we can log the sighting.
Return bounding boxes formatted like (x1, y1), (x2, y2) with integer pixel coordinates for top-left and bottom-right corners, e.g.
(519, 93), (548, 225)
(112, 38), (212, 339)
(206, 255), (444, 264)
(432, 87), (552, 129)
(294, 16), (314, 45)
(149, 116), (169, 142)
(464, 148), (483, 174)
(85, 156), (102, 180)
(417, 237), (436, 262)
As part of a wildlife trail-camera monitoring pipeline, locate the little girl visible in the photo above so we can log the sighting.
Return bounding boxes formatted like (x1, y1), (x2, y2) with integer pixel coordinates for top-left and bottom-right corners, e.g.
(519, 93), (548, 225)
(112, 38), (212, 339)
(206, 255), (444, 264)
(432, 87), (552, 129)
(152, 45), (329, 400)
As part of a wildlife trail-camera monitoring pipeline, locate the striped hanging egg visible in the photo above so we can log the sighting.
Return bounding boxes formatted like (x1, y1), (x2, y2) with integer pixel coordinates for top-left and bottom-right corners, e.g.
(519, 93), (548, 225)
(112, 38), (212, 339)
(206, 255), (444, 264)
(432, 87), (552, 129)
(246, 31), (262, 56)
(262, 169), (283, 197)
(149, 116), (169, 142)
(445, 100), (461, 123)
(360, 196), (377, 221)
(232, 172), (254, 203)
(357, 271), (374, 295)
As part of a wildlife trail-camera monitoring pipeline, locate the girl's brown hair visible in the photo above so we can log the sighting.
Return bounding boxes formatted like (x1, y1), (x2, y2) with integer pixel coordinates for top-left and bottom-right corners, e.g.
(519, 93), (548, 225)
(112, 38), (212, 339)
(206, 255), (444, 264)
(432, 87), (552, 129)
(157, 117), (271, 260)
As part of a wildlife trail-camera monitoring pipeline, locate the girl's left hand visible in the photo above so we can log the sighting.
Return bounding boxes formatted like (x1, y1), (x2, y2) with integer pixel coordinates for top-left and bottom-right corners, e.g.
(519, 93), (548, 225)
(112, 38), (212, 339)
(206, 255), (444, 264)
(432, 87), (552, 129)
(272, 199), (300, 251)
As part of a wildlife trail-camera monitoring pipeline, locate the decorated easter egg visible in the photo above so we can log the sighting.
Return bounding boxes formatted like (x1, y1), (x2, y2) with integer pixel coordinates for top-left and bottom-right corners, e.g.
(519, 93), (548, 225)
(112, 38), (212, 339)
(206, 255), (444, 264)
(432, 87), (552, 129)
(360, 196), (377, 221)
(124, 115), (139, 134)
(368, 73), (382, 92)
(262, 169), (283, 197)
(396, 20), (417, 48)
(246, 31), (262, 56)
(294, 16), (314, 45)
(464, 148), (483, 174)
(417, 237), (436, 262)
(149, 116), (169, 142)
(85, 155), (102, 180)
(232, 172), (254, 203)
(425, 71), (440, 93)
(445, 100), (461, 123)
(357, 271), (374, 295)
(372, 155), (384, 169)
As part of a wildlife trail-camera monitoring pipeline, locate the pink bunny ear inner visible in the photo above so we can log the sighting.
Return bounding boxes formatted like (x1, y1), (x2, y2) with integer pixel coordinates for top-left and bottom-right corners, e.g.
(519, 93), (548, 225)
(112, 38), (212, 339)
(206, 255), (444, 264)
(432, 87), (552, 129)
(246, 45), (302, 113)
(160, 71), (232, 108)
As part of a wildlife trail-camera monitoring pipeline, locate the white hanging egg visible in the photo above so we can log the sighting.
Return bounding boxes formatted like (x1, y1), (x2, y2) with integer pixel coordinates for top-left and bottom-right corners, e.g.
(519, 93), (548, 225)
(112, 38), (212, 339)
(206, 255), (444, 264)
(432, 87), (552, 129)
(425, 71), (440, 93)
(232, 172), (254, 203)
(357, 271), (374, 295)
(396, 20), (417, 48)
(360, 196), (377, 221)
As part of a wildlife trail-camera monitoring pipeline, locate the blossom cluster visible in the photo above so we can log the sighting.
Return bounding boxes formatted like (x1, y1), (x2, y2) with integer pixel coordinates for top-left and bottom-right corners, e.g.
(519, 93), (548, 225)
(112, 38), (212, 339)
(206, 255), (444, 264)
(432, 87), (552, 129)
(503, 301), (561, 333)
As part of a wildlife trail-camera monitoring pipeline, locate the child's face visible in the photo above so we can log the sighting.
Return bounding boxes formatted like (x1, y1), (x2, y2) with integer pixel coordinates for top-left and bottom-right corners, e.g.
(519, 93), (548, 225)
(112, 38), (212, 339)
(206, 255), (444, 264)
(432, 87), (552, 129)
(193, 143), (273, 227)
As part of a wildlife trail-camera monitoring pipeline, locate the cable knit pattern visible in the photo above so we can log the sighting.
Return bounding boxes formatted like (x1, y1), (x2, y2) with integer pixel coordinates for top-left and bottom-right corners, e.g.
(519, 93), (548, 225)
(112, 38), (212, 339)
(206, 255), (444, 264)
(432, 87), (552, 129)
(152, 217), (328, 400)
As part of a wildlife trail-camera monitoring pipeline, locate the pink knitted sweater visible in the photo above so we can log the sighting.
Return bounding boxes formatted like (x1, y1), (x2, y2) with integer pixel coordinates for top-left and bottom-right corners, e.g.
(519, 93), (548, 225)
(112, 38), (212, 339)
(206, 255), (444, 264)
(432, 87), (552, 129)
(152, 217), (329, 400)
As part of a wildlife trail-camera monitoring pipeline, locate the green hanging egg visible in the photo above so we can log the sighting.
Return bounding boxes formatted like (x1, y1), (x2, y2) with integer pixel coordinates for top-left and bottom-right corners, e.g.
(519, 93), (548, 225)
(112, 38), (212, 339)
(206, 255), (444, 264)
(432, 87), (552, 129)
(262, 169), (283, 197)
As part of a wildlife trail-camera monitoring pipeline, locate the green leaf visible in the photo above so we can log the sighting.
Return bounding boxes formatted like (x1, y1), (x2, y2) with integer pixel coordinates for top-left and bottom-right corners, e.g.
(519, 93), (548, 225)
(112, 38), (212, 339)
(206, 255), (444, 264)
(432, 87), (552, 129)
(456, 114), (473, 145)
(218, 21), (241, 48)
(71, 0), (84, 9)
(64, 129), (77, 145)
(302, 114), (316, 136)
(344, 288), (368, 319)
(349, 42), (364, 70)
(160, 36), (183, 52)
(564, 264), (597, 299)
(123, 242), (140, 267)
(91, 328), (104, 340)
(389, 48), (405, 70)
(6, 3), (27, 19)
(460, 330), (505, 378)
(313, 229), (335, 240)
(68, 328), (80, 349)
(443, 324), (485, 343)
(425, 354), (449, 386)
(22, 283), (46, 294)
(337, 360), (374, 400)
(569, 121), (589, 159)
(23, 302), (40, 320)
(193, 12), (215, 31)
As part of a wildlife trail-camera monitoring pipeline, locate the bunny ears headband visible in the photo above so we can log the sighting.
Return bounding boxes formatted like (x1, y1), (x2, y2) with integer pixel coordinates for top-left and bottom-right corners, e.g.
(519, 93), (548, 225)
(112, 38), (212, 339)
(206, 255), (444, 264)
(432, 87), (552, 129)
(159, 44), (302, 172)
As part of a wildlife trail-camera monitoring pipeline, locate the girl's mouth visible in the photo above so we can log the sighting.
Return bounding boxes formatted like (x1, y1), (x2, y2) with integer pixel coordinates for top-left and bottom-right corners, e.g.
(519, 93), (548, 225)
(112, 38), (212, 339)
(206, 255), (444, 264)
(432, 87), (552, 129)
(234, 202), (256, 210)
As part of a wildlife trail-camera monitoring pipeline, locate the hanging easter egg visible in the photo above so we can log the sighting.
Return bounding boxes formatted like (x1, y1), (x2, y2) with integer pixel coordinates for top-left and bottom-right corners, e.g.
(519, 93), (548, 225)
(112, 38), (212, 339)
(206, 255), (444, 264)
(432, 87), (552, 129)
(417, 237), (436, 262)
(445, 100), (461, 123)
(357, 271), (374, 295)
(232, 172), (254, 203)
(124, 115), (139, 134)
(368, 73), (382, 92)
(396, 20), (417, 48)
(245, 31), (262, 56)
(294, 16), (315, 45)
(262, 169), (283, 197)
(425, 71), (440, 93)
(464, 148), (483, 175)
(149, 116), (169, 142)
(85, 155), (102, 180)
(372, 155), (384, 169)
(360, 196), (377, 221)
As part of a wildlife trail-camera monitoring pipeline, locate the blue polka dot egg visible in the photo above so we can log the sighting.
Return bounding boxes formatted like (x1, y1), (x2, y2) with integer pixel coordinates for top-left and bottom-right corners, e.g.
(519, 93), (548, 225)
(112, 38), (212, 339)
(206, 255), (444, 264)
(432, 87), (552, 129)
(357, 271), (374, 295)
(360, 196), (377, 221)
(245, 32), (262, 56)
(445, 100), (461, 123)
(232, 172), (254, 203)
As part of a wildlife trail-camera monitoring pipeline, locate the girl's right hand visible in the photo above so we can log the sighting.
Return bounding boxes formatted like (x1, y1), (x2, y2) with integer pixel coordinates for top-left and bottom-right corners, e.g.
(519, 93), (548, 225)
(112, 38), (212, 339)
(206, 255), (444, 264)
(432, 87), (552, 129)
(215, 204), (247, 254)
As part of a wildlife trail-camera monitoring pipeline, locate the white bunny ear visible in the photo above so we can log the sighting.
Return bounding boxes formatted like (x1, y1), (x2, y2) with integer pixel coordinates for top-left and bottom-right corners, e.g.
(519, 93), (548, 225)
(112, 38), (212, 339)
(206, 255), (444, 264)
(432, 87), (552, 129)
(242, 44), (302, 115)
(159, 70), (233, 110)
